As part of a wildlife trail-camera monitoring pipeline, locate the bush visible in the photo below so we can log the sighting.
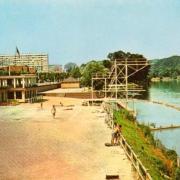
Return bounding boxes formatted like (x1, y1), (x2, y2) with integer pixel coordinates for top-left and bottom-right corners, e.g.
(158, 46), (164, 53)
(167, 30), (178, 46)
(175, 168), (180, 180)
(166, 150), (177, 161)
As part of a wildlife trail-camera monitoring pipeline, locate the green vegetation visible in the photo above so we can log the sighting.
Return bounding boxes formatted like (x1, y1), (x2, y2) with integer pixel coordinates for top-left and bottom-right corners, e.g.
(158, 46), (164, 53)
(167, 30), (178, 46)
(149, 56), (180, 79)
(0, 50), (150, 88)
(114, 109), (179, 180)
(0, 70), (29, 76)
(38, 72), (68, 82)
(80, 60), (108, 89)
(8, 99), (19, 105)
(175, 168), (180, 180)
(108, 50), (150, 83)
(0, 70), (8, 76)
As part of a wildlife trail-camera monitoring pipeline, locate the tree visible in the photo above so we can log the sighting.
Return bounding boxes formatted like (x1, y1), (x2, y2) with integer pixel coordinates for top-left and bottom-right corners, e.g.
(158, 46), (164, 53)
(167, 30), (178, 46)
(107, 50), (149, 83)
(70, 66), (81, 78)
(107, 50), (126, 60)
(175, 168), (180, 180)
(64, 62), (77, 72)
(149, 56), (180, 79)
(81, 61), (107, 89)
(102, 59), (112, 69)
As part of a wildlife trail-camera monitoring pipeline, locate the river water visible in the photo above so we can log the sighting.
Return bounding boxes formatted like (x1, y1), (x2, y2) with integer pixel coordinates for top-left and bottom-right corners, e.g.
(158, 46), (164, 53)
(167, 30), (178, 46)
(128, 80), (180, 155)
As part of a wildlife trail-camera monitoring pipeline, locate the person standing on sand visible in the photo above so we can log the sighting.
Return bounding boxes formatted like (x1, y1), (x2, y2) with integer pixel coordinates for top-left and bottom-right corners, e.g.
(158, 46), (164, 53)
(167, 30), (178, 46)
(51, 105), (56, 118)
(40, 102), (43, 109)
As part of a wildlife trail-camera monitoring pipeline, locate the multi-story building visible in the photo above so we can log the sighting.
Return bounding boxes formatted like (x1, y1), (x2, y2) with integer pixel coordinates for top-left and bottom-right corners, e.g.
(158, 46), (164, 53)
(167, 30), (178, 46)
(0, 66), (38, 103)
(0, 53), (49, 72)
(0, 74), (37, 103)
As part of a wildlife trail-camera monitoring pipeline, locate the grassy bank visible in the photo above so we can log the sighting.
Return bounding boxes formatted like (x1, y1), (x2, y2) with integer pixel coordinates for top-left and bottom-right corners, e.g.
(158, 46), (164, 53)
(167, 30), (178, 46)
(114, 109), (180, 180)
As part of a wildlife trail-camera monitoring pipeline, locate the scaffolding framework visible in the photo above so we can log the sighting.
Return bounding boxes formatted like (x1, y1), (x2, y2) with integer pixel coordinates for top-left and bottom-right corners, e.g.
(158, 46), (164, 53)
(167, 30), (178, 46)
(91, 58), (149, 105)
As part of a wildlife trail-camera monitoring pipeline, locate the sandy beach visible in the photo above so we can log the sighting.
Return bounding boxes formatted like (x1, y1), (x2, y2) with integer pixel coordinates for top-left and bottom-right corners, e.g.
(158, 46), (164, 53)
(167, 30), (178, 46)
(0, 96), (135, 179)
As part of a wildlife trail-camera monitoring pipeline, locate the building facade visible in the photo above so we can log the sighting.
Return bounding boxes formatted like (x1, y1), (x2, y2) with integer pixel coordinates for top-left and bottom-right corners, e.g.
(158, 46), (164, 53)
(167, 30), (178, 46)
(61, 77), (80, 89)
(0, 74), (37, 103)
(0, 54), (49, 72)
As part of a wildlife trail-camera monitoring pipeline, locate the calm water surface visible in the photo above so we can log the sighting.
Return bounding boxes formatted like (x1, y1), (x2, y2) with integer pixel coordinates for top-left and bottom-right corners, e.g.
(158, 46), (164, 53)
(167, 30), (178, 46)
(129, 80), (180, 155)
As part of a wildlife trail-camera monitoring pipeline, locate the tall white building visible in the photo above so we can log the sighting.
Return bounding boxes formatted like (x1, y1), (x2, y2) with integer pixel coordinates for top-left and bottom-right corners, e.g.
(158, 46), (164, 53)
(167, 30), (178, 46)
(0, 53), (49, 72)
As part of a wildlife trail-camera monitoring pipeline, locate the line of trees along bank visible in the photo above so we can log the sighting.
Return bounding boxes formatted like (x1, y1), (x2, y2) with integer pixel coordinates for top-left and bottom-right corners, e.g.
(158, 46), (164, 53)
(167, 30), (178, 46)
(38, 50), (150, 88)
(149, 56), (180, 79)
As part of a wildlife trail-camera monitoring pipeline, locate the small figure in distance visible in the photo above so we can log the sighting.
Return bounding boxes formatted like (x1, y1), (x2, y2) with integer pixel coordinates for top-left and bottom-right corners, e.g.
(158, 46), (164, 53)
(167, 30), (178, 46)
(51, 105), (56, 119)
(40, 102), (43, 109)
(60, 101), (63, 107)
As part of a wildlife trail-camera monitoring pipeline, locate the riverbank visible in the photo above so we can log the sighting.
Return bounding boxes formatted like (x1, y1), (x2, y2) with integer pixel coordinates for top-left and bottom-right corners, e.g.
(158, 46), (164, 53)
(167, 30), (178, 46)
(151, 77), (180, 82)
(114, 109), (180, 179)
(0, 97), (135, 179)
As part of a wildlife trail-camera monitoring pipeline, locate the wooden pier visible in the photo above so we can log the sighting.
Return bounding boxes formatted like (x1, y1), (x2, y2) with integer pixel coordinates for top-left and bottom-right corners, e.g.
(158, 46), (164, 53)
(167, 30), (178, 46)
(134, 99), (180, 111)
(151, 125), (180, 131)
(151, 100), (180, 111)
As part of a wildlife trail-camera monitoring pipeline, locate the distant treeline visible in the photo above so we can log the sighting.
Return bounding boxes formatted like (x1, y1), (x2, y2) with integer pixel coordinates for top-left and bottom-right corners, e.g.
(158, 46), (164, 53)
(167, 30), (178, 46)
(149, 56), (180, 79)
(38, 50), (149, 89)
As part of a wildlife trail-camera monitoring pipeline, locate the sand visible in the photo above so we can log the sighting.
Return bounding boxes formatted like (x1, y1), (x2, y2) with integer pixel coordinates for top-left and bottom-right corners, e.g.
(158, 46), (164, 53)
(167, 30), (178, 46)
(0, 96), (136, 179)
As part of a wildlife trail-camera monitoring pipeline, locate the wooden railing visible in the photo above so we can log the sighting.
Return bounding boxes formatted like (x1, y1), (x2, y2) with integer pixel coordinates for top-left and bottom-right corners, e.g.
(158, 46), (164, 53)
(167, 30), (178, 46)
(103, 102), (152, 180)
(119, 135), (152, 180)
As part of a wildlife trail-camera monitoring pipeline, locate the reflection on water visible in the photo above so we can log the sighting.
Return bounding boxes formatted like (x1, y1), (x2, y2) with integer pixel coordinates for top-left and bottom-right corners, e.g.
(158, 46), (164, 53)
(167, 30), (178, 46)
(149, 81), (180, 106)
(130, 101), (180, 126)
(128, 80), (180, 155)
(154, 129), (180, 155)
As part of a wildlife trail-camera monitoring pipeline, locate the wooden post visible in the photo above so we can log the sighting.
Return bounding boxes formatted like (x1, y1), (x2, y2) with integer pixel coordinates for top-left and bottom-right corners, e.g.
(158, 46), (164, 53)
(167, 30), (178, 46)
(125, 58), (128, 108)
(115, 59), (118, 99)
(105, 78), (107, 99)
(91, 78), (93, 106)
(177, 156), (180, 167)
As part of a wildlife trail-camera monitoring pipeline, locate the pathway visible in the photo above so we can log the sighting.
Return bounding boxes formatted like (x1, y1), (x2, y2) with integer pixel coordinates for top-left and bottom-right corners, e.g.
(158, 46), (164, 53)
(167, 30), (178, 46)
(0, 97), (135, 179)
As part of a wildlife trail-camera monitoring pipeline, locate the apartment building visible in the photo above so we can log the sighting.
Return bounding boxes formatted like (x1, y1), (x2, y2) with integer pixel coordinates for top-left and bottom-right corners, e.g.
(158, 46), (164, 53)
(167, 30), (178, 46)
(0, 74), (37, 103)
(0, 53), (49, 72)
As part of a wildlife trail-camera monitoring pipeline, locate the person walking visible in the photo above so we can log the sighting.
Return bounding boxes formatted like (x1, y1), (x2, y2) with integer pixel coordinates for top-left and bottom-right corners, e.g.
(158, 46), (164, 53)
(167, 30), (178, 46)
(40, 102), (43, 109)
(51, 105), (56, 119)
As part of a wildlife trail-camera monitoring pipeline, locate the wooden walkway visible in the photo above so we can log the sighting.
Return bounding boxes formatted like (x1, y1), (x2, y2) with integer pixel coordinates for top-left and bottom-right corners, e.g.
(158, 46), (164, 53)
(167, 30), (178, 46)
(151, 125), (180, 131)
(134, 99), (180, 111)
(151, 100), (180, 111)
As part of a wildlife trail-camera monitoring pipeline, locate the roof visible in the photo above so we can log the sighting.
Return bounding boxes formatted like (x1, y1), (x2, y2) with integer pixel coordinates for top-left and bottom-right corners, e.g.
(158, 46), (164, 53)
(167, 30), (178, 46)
(62, 77), (80, 83)
(0, 74), (36, 79)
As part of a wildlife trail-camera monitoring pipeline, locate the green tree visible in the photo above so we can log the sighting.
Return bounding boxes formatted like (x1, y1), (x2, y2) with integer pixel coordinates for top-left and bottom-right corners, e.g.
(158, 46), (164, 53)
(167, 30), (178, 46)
(149, 56), (180, 79)
(64, 62), (77, 72)
(81, 61), (107, 88)
(70, 66), (81, 78)
(107, 50), (149, 83)
(175, 168), (180, 180)
(102, 59), (112, 69)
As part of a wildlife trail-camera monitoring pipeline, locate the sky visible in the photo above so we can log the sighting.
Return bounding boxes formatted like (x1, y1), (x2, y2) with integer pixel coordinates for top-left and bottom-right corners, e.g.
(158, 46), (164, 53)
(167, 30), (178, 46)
(0, 0), (180, 65)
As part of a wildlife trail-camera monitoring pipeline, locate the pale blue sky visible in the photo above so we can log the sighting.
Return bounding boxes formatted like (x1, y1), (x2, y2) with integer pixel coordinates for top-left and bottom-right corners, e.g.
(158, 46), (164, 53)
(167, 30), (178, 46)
(0, 0), (180, 65)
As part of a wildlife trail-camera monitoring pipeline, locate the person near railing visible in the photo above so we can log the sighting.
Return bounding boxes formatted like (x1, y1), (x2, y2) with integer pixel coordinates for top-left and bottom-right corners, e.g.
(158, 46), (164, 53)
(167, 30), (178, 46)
(111, 122), (118, 145)
(111, 123), (122, 145)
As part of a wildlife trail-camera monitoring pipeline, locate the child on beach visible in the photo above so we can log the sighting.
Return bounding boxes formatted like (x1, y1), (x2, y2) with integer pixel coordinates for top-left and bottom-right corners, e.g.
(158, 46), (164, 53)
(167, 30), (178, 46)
(51, 105), (56, 118)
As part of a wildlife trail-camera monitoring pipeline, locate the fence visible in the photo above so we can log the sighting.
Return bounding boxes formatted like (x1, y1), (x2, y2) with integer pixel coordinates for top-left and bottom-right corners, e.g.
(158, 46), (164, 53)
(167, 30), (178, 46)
(25, 95), (43, 103)
(103, 102), (152, 180)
